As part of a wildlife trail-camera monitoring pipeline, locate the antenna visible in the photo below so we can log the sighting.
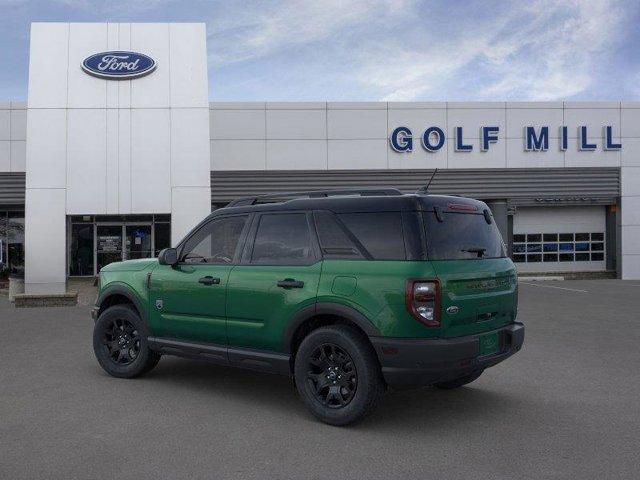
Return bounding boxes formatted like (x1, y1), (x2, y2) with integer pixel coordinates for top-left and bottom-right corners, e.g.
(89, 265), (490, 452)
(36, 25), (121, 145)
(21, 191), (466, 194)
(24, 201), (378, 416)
(417, 168), (438, 194)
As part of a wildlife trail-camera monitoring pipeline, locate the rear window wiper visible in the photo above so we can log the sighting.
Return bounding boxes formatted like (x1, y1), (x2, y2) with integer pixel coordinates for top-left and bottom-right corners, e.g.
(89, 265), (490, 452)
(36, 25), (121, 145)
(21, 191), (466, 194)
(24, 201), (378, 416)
(461, 247), (487, 258)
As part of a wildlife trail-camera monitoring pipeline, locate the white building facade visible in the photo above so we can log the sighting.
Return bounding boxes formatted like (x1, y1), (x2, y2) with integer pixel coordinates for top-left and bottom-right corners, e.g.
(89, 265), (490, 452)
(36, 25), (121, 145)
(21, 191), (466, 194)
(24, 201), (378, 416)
(0, 22), (639, 294)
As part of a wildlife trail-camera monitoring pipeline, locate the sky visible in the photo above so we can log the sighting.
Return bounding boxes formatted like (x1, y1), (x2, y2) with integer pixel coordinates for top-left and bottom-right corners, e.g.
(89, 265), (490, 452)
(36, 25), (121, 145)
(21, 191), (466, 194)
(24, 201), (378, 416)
(1, 0), (639, 102)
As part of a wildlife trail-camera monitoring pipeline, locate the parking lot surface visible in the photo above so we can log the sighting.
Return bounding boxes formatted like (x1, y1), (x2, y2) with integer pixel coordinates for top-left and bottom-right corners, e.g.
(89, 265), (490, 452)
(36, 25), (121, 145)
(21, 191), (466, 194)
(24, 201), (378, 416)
(1, 280), (639, 479)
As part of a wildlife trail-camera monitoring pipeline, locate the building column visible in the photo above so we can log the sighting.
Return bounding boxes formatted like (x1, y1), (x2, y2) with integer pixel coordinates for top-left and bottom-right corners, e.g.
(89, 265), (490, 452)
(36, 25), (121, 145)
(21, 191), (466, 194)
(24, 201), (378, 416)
(620, 166), (640, 279)
(24, 188), (66, 294)
(170, 187), (211, 246)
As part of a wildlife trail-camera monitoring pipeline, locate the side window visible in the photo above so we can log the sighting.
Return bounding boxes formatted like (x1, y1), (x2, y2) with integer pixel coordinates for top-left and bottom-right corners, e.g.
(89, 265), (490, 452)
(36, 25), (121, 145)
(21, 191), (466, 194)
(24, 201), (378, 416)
(181, 215), (248, 264)
(337, 212), (406, 260)
(314, 211), (364, 259)
(251, 213), (314, 264)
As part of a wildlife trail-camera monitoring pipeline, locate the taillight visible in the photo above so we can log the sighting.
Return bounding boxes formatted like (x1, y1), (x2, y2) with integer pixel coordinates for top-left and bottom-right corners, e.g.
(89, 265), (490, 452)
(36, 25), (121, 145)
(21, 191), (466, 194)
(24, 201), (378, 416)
(405, 279), (440, 327)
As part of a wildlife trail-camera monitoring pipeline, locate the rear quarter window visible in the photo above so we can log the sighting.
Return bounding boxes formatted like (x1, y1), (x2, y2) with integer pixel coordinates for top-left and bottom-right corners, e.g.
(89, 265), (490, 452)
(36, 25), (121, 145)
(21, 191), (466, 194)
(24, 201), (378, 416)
(337, 212), (406, 260)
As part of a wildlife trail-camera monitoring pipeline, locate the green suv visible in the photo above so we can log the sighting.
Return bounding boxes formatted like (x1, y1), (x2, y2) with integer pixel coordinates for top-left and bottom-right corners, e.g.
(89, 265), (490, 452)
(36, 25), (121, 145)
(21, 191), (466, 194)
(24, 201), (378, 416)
(92, 189), (524, 425)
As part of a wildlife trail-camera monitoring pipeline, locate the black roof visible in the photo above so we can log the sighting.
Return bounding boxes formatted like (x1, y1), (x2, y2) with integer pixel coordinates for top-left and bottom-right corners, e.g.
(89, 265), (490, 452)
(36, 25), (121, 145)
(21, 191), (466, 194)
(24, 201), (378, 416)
(209, 189), (489, 218)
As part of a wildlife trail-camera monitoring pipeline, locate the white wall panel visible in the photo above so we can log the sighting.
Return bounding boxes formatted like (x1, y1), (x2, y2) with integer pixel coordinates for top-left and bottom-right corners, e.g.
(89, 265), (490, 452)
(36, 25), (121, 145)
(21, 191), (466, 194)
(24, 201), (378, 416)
(11, 141), (26, 172)
(506, 138), (565, 168)
(328, 140), (387, 169)
(67, 23), (107, 109)
(387, 108), (447, 139)
(564, 107), (620, 138)
(506, 108), (564, 138)
(117, 109), (132, 213)
(117, 23), (132, 109)
(266, 140), (327, 170)
(169, 23), (208, 107)
(621, 138), (640, 167)
(130, 108), (171, 212)
(66, 109), (107, 214)
(0, 110), (9, 140)
(211, 140), (265, 170)
(24, 188), (66, 294)
(388, 145), (446, 169)
(564, 145), (620, 168)
(171, 108), (211, 187)
(621, 166), (640, 196)
(25, 109), (67, 189)
(621, 225), (640, 255)
(131, 23), (170, 108)
(106, 23), (119, 108)
(105, 109), (119, 213)
(447, 108), (506, 140)
(171, 186), (211, 245)
(10, 109), (27, 140)
(266, 109), (326, 139)
(0, 141), (9, 171)
(621, 254), (640, 279)
(210, 109), (265, 139)
(446, 138), (506, 169)
(28, 23), (68, 108)
(621, 108), (640, 138)
(621, 196), (640, 226)
(327, 109), (386, 139)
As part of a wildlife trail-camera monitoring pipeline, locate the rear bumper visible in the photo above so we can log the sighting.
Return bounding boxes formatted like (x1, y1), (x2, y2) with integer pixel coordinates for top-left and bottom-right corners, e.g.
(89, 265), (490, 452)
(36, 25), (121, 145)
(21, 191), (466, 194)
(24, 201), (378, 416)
(370, 323), (524, 389)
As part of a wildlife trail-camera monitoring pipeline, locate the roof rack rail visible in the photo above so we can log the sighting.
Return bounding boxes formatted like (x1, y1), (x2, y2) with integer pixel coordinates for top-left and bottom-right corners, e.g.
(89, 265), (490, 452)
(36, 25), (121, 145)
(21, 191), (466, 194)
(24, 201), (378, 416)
(226, 188), (404, 207)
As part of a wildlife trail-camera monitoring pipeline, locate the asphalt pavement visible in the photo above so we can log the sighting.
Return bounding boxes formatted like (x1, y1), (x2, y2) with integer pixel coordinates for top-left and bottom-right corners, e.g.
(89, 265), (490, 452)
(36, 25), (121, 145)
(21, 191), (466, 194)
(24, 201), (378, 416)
(1, 279), (639, 479)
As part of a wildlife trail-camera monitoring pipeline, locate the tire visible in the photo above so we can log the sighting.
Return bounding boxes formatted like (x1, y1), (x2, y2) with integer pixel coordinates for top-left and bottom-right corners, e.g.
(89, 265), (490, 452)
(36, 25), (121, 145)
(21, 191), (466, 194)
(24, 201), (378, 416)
(93, 304), (161, 379)
(434, 370), (483, 390)
(294, 325), (384, 426)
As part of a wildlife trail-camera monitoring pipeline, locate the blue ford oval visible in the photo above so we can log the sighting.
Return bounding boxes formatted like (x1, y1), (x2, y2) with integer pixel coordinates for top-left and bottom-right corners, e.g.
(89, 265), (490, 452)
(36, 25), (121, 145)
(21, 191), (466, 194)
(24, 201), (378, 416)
(82, 51), (156, 79)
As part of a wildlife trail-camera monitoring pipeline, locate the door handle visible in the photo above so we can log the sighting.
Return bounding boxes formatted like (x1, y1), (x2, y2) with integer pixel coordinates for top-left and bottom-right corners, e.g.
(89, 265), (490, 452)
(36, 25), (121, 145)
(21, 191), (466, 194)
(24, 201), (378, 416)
(198, 276), (220, 286)
(277, 278), (304, 289)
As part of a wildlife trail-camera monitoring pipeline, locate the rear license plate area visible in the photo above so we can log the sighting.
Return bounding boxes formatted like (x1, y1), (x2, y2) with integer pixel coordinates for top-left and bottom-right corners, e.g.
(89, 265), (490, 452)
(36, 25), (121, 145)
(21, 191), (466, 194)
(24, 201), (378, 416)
(479, 332), (500, 356)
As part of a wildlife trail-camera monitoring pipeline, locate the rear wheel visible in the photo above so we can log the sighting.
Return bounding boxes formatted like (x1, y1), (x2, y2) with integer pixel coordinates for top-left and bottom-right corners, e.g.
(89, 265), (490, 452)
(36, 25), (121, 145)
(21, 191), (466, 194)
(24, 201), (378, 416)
(294, 325), (384, 426)
(434, 370), (483, 390)
(93, 305), (160, 378)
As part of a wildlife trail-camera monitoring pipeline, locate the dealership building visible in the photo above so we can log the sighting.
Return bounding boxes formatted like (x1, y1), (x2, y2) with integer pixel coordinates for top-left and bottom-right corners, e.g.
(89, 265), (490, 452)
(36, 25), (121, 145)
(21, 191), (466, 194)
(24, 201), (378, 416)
(1, 22), (640, 295)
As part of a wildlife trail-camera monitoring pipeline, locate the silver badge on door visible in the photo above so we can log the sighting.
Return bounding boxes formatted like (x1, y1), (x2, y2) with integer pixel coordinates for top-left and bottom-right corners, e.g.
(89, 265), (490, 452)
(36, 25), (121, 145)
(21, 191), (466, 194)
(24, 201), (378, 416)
(155, 299), (163, 310)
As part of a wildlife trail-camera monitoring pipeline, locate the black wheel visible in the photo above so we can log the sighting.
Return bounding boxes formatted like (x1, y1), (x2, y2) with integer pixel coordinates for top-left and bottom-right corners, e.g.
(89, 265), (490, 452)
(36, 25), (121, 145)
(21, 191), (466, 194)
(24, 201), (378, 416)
(434, 370), (483, 390)
(294, 325), (384, 426)
(93, 305), (160, 378)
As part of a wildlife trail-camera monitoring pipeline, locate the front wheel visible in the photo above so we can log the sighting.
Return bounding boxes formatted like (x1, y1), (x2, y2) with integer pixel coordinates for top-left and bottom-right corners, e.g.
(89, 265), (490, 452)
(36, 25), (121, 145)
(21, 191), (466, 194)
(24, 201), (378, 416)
(294, 325), (384, 426)
(93, 304), (161, 378)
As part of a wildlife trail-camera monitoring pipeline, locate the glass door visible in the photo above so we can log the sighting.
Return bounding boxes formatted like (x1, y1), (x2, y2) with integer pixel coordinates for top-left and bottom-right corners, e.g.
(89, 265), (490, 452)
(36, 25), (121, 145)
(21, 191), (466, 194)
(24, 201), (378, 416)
(96, 225), (123, 272)
(125, 225), (152, 260)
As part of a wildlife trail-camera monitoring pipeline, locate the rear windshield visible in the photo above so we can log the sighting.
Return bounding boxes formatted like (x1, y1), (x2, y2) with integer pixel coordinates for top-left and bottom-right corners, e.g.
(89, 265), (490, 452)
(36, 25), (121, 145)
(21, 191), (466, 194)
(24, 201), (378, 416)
(423, 211), (506, 260)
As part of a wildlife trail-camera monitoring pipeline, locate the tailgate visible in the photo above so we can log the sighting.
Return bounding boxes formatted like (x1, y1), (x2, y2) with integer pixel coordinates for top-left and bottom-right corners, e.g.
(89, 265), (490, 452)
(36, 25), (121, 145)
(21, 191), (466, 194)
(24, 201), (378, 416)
(431, 258), (517, 338)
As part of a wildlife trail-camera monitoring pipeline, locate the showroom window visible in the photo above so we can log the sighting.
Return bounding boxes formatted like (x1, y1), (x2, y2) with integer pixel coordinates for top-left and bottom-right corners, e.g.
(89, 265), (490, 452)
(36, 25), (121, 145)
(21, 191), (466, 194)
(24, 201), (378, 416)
(512, 233), (605, 263)
(0, 211), (25, 278)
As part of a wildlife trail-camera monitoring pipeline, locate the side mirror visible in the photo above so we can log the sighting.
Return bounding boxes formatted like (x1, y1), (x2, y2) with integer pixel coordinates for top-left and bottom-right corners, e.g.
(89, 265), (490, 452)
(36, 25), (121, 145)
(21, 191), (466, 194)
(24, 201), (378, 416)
(158, 248), (178, 266)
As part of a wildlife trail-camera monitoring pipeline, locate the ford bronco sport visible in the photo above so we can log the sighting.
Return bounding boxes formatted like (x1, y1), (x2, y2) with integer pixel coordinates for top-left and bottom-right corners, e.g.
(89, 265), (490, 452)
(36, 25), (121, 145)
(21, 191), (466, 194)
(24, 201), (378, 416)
(92, 189), (524, 426)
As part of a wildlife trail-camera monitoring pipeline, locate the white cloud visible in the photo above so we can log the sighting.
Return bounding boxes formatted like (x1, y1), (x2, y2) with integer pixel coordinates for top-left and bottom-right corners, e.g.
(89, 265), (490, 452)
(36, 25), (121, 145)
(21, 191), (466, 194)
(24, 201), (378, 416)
(357, 0), (627, 101)
(208, 0), (413, 66)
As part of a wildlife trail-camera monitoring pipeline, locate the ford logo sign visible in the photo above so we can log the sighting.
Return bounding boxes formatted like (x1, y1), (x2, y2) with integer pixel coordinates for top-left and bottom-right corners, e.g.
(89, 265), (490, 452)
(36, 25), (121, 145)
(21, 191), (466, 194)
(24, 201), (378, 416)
(82, 51), (156, 80)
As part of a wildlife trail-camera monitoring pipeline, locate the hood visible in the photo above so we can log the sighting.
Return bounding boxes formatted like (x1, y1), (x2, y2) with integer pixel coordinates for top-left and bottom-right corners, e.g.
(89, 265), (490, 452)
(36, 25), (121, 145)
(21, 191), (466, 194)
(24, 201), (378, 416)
(99, 258), (158, 273)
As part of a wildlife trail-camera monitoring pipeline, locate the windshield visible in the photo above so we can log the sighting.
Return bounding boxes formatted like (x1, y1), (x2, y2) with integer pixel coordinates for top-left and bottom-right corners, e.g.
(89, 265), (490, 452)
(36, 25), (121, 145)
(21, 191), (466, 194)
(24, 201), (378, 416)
(423, 211), (506, 260)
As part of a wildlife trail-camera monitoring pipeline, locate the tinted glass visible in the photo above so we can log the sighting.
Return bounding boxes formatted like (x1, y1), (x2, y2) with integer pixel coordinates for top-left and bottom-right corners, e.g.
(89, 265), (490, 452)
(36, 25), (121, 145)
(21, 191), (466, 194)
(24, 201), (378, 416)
(182, 216), (247, 264)
(337, 212), (406, 260)
(423, 212), (506, 260)
(314, 211), (364, 259)
(251, 214), (313, 264)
